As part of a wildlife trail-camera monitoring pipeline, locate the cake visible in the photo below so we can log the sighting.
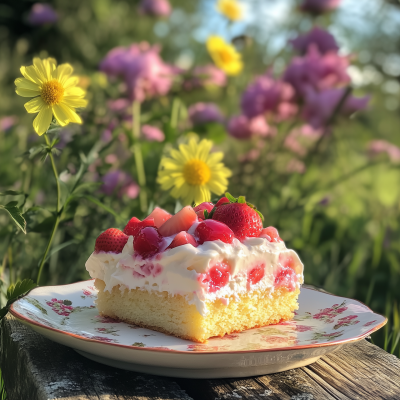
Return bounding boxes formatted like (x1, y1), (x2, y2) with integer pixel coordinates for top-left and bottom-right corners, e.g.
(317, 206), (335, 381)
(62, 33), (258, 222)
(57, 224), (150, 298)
(85, 194), (304, 343)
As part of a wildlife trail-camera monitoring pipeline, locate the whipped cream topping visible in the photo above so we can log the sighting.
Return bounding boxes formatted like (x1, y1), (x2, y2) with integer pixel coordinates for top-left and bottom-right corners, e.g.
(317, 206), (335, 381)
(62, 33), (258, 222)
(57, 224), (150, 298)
(86, 230), (304, 316)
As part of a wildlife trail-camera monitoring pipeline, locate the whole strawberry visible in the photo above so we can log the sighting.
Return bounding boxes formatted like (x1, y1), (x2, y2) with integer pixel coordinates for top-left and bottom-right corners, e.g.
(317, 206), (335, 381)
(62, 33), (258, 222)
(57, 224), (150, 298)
(95, 228), (129, 253)
(211, 193), (263, 241)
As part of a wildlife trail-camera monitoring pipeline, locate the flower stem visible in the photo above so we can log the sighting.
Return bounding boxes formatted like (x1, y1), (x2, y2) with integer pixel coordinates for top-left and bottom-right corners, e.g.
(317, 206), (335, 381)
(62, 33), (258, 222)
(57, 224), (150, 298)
(131, 101), (147, 213)
(37, 133), (61, 284)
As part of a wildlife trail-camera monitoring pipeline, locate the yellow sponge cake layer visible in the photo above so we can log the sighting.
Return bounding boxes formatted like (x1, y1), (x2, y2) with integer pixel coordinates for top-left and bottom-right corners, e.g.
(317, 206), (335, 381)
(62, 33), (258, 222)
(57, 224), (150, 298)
(94, 278), (300, 343)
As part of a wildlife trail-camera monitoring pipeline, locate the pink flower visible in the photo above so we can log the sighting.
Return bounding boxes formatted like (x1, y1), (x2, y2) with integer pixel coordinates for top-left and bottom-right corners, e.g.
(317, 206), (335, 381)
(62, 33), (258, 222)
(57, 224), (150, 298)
(51, 298), (58, 302)
(302, 88), (369, 129)
(367, 140), (400, 163)
(290, 27), (339, 55)
(0, 116), (17, 132)
(100, 43), (176, 102)
(300, 0), (341, 14)
(139, 0), (171, 17)
(188, 102), (224, 125)
(107, 99), (130, 113)
(241, 74), (296, 119)
(184, 65), (227, 90)
(227, 115), (273, 140)
(28, 3), (58, 26)
(100, 170), (140, 199)
(283, 45), (350, 98)
(295, 325), (314, 332)
(141, 125), (165, 142)
(364, 320), (377, 327)
(83, 290), (92, 296)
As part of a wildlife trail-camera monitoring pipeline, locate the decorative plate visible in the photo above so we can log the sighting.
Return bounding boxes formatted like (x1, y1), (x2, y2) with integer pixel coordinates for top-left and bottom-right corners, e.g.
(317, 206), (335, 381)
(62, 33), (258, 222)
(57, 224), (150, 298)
(10, 280), (386, 378)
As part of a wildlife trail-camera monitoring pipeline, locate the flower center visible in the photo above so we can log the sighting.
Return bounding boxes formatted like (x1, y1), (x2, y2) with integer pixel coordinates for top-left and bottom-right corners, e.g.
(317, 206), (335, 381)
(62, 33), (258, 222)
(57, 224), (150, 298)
(219, 48), (234, 64)
(41, 79), (64, 106)
(183, 159), (211, 186)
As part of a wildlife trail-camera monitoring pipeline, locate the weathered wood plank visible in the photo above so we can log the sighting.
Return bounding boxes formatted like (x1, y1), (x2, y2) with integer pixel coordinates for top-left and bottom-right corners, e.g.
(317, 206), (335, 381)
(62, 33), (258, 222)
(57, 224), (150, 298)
(1, 315), (193, 400)
(2, 314), (400, 400)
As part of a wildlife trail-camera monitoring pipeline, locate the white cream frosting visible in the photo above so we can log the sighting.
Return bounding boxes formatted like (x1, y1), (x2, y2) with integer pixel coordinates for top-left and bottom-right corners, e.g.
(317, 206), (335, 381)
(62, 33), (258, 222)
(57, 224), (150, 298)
(85, 231), (304, 316)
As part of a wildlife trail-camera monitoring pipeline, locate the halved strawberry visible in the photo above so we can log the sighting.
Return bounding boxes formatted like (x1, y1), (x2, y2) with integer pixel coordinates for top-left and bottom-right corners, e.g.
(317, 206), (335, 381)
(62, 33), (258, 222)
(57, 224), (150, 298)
(158, 206), (197, 237)
(145, 207), (172, 228)
(123, 217), (155, 237)
(167, 231), (198, 249)
(260, 227), (283, 243)
(215, 197), (230, 207)
(95, 228), (128, 253)
(193, 202), (214, 219)
(211, 193), (263, 241)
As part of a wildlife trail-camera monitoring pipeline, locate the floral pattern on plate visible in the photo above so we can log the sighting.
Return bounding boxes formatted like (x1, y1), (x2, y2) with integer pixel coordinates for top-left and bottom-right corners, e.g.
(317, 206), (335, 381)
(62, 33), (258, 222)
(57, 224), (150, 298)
(11, 280), (386, 353)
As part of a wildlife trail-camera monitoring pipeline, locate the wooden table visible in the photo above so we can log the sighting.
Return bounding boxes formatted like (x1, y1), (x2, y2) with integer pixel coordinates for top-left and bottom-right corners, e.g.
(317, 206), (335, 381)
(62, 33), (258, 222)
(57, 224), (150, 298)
(2, 315), (400, 400)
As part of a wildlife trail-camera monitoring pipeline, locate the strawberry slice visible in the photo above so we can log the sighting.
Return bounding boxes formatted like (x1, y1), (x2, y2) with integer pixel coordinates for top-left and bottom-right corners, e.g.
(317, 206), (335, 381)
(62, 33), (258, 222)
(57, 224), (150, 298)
(195, 220), (234, 244)
(123, 217), (155, 237)
(260, 226), (283, 243)
(167, 231), (198, 249)
(95, 228), (128, 253)
(145, 207), (172, 228)
(158, 206), (197, 237)
(215, 197), (230, 207)
(193, 202), (214, 219)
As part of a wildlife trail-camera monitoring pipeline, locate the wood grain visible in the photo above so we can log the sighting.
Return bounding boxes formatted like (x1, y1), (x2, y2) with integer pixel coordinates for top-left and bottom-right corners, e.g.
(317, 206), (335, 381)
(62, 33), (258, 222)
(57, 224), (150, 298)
(2, 314), (400, 400)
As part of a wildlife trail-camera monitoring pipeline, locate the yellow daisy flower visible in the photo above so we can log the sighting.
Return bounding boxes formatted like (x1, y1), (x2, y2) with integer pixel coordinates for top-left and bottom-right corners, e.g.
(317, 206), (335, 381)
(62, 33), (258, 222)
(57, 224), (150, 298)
(217, 0), (242, 21)
(206, 36), (243, 76)
(157, 138), (232, 205)
(15, 57), (87, 136)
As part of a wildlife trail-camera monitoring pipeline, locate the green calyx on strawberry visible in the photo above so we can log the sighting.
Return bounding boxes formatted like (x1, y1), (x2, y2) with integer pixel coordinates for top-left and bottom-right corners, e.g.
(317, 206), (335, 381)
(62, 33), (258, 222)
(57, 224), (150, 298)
(206, 193), (264, 241)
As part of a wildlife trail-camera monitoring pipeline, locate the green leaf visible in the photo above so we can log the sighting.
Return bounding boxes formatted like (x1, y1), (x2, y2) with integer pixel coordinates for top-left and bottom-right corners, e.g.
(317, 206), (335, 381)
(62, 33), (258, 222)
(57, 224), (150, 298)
(225, 192), (236, 203)
(6, 279), (37, 302)
(29, 216), (56, 233)
(255, 210), (264, 221)
(39, 239), (77, 266)
(0, 202), (27, 234)
(205, 123), (227, 144)
(204, 210), (209, 219)
(238, 196), (246, 204)
(0, 190), (23, 196)
(84, 195), (122, 221)
(0, 307), (8, 320)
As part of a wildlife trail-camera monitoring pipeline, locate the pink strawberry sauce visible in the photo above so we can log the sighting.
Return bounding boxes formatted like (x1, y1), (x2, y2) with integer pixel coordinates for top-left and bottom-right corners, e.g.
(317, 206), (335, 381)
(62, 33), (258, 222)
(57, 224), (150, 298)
(274, 254), (298, 291)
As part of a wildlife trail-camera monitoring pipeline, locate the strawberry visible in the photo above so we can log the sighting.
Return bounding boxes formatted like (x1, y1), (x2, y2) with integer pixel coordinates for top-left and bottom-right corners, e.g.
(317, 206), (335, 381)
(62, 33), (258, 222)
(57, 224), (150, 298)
(123, 217), (155, 237)
(215, 197), (230, 207)
(211, 193), (263, 241)
(158, 206), (197, 237)
(260, 226), (283, 243)
(145, 207), (172, 228)
(167, 231), (198, 249)
(193, 202), (214, 219)
(95, 228), (129, 253)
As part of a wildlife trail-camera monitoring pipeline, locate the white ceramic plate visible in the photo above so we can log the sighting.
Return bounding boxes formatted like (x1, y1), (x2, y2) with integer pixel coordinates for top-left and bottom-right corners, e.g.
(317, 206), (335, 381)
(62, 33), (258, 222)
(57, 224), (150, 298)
(11, 280), (386, 378)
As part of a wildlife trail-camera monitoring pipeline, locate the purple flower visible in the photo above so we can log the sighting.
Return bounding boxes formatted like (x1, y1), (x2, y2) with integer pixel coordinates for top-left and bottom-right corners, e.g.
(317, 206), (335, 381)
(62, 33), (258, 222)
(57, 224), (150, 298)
(188, 102), (224, 125)
(367, 140), (400, 163)
(100, 170), (140, 199)
(184, 65), (227, 90)
(241, 74), (296, 119)
(283, 45), (350, 98)
(139, 0), (171, 17)
(290, 27), (339, 55)
(302, 88), (369, 129)
(100, 43), (175, 102)
(300, 0), (341, 14)
(227, 115), (273, 140)
(141, 125), (165, 142)
(0, 116), (17, 132)
(28, 3), (58, 26)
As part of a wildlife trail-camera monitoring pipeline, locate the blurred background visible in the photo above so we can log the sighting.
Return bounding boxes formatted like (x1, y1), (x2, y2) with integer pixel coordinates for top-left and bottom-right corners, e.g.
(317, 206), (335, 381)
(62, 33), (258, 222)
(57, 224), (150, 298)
(0, 0), (399, 355)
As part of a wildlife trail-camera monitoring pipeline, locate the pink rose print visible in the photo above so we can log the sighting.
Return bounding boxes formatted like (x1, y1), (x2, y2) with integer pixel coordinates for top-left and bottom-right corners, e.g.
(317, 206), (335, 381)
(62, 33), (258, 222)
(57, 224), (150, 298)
(312, 301), (348, 323)
(311, 330), (344, 341)
(261, 335), (297, 345)
(45, 299), (74, 316)
(83, 290), (92, 296)
(333, 315), (359, 330)
(94, 327), (119, 336)
(296, 325), (314, 332)
(363, 320), (377, 327)
(222, 334), (240, 340)
(90, 336), (117, 343)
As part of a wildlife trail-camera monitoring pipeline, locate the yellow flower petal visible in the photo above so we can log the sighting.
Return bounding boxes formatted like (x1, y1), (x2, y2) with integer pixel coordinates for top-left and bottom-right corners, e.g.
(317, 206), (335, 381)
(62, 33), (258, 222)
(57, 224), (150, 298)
(15, 87), (41, 97)
(52, 104), (82, 125)
(53, 64), (73, 85)
(20, 65), (42, 85)
(62, 97), (88, 108)
(64, 76), (80, 89)
(33, 58), (49, 82)
(24, 97), (45, 114)
(64, 87), (86, 97)
(15, 77), (40, 91)
(33, 107), (52, 135)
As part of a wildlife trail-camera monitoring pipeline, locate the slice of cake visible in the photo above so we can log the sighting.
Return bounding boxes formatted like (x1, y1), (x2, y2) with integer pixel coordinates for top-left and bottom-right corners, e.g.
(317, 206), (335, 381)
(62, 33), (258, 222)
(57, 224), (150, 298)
(85, 194), (304, 343)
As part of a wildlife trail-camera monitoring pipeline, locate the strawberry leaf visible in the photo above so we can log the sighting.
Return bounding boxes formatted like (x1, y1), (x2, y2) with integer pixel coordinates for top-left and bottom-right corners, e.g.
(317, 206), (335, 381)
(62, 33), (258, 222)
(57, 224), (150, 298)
(204, 210), (209, 219)
(225, 192), (236, 203)
(238, 196), (246, 204)
(255, 210), (264, 221)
